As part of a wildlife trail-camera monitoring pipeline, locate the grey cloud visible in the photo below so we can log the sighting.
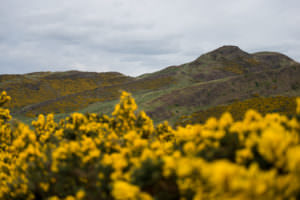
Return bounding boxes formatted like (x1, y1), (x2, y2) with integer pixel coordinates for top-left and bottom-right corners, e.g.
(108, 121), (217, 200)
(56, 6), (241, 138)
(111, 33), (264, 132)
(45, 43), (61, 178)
(99, 37), (180, 55)
(0, 0), (300, 76)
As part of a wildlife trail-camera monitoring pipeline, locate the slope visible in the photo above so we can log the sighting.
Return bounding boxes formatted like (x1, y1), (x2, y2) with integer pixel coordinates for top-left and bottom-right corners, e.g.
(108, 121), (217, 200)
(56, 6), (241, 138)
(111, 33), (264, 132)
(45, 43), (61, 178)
(141, 46), (300, 123)
(2, 45), (300, 125)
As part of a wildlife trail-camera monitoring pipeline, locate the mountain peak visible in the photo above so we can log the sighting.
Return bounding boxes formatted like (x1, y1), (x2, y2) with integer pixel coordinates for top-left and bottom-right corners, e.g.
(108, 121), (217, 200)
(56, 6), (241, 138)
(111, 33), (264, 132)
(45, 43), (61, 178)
(215, 45), (241, 51)
(207, 45), (249, 57)
(195, 45), (250, 63)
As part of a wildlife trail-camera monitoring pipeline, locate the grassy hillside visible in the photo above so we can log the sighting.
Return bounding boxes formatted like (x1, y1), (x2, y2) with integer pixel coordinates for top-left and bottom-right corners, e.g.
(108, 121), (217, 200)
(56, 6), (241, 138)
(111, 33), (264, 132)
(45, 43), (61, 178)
(0, 71), (175, 117)
(175, 96), (299, 126)
(2, 45), (300, 125)
(0, 71), (133, 112)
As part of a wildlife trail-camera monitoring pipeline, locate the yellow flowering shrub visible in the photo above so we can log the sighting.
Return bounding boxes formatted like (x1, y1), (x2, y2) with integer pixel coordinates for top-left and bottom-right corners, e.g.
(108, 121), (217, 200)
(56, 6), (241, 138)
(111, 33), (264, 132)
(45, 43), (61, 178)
(1, 90), (300, 199)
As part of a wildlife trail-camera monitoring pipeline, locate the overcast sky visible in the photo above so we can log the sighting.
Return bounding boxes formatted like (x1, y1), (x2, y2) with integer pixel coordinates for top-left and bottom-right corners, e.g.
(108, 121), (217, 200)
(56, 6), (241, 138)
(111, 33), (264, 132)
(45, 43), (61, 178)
(0, 0), (299, 76)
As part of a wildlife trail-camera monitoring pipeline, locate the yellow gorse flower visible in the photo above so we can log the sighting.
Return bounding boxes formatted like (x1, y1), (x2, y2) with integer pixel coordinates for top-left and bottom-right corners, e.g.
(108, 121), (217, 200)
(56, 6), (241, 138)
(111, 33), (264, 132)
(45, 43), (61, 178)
(297, 98), (300, 114)
(0, 90), (300, 200)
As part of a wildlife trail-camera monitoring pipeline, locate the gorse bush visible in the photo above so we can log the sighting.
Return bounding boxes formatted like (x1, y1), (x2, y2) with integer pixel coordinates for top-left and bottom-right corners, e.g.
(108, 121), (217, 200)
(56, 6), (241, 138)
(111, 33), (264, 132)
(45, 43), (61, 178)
(1, 91), (300, 200)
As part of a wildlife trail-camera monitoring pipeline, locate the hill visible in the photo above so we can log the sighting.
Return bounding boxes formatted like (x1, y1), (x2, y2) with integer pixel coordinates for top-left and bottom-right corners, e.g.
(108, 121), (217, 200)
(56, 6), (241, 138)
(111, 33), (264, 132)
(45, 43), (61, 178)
(1, 45), (300, 124)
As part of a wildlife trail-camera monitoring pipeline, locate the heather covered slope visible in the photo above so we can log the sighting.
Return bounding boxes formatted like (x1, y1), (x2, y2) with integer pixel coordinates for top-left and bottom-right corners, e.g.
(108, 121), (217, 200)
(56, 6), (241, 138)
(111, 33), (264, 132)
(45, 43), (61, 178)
(0, 71), (133, 114)
(137, 46), (300, 123)
(1, 45), (300, 124)
(0, 70), (175, 117)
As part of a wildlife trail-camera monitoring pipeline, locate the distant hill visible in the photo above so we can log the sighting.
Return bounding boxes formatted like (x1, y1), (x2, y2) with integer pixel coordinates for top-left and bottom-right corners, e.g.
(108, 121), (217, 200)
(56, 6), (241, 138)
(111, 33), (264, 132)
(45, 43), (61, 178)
(1, 45), (300, 124)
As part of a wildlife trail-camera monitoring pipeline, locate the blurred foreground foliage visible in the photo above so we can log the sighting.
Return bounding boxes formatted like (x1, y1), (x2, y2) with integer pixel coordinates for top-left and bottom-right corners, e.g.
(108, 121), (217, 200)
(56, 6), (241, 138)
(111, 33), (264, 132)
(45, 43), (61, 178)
(1, 91), (300, 200)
